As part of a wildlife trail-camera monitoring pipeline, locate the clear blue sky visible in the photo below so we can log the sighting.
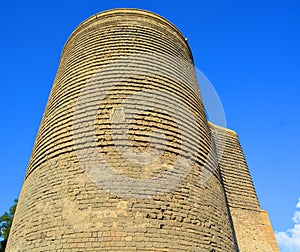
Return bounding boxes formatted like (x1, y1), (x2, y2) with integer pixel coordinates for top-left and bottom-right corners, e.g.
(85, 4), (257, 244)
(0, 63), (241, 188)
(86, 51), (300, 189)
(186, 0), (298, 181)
(1, 1), (299, 250)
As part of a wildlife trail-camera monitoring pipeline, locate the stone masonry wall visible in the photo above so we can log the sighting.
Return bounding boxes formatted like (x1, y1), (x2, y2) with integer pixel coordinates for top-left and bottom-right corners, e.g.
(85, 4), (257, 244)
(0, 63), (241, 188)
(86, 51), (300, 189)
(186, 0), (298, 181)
(7, 9), (237, 251)
(209, 122), (279, 251)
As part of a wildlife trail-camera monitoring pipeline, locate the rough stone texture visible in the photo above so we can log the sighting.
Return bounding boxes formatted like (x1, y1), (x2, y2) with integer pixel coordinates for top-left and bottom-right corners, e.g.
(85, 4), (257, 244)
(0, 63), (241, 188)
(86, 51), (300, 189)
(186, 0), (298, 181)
(7, 8), (279, 252)
(209, 122), (279, 252)
(6, 9), (238, 251)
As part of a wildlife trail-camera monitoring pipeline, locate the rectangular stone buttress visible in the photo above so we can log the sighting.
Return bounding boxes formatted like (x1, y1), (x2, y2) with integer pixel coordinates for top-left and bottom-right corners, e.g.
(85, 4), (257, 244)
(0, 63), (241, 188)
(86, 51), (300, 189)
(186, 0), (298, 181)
(209, 122), (279, 252)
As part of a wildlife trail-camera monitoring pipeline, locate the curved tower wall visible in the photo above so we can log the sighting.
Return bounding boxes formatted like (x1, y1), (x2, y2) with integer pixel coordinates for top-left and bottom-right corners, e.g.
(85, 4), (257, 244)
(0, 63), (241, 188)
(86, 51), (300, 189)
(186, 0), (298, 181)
(7, 9), (237, 251)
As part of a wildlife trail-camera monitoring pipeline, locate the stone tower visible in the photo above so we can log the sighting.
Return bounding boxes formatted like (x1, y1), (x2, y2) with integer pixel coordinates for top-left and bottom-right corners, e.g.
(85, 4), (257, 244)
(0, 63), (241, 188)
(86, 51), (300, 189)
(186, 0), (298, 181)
(7, 9), (278, 251)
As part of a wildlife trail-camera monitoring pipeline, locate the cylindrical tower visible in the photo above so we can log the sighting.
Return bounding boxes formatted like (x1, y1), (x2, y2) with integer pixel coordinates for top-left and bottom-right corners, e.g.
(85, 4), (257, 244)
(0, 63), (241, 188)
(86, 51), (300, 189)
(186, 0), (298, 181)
(7, 9), (237, 251)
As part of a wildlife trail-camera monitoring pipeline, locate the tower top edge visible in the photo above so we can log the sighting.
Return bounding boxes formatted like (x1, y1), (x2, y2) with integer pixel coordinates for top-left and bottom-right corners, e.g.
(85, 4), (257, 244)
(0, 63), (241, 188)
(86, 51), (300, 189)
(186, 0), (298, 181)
(63, 8), (192, 58)
(208, 121), (238, 135)
(75, 8), (186, 38)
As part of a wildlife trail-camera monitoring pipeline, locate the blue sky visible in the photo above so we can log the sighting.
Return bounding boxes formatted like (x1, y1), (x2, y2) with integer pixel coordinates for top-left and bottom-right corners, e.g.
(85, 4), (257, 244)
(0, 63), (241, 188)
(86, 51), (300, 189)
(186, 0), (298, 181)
(0, 1), (299, 250)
